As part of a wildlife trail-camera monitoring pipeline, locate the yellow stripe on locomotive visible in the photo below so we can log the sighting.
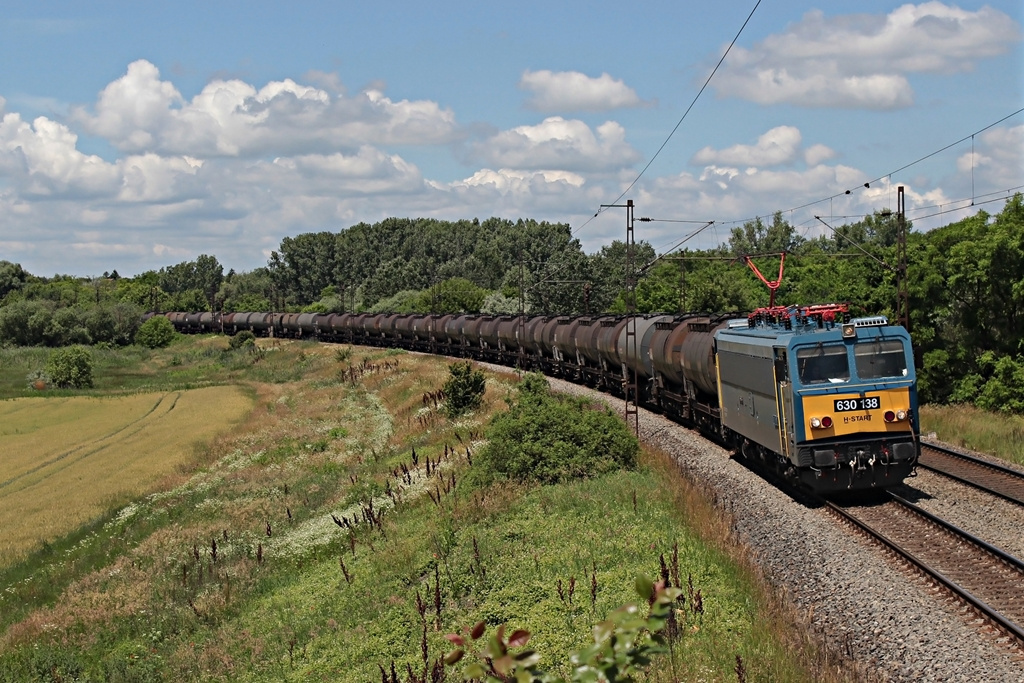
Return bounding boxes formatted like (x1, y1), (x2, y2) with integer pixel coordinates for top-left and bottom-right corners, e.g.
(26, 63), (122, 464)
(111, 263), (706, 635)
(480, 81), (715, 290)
(801, 387), (914, 439)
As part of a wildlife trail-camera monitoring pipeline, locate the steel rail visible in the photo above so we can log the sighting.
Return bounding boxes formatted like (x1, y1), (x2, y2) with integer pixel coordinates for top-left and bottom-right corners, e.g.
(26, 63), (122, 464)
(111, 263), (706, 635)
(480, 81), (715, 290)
(825, 492), (1024, 645)
(918, 440), (1024, 506)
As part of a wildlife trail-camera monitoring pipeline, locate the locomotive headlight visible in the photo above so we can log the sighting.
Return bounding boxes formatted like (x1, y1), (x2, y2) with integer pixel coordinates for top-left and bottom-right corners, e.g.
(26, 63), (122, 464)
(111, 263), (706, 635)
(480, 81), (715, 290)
(841, 324), (856, 338)
(896, 409), (907, 421)
(810, 416), (833, 429)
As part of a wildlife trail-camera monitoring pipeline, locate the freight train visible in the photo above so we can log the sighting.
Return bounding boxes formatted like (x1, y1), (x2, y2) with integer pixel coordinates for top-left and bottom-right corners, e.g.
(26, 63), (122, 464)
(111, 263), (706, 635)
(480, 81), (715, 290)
(160, 305), (920, 493)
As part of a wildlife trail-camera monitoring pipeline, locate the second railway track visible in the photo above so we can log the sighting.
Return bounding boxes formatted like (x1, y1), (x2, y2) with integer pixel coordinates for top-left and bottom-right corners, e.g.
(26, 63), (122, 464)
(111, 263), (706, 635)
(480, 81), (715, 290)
(827, 491), (1024, 648)
(918, 440), (1024, 506)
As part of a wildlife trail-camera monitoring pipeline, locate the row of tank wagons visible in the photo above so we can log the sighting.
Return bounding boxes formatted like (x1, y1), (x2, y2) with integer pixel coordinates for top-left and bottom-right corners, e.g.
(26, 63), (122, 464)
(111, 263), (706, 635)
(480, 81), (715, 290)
(158, 311), (735, 391)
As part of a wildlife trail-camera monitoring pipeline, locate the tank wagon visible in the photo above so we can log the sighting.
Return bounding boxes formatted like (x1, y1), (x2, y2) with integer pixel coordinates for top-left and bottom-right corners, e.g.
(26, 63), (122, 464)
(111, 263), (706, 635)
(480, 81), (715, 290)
(162, 303), (918, 493)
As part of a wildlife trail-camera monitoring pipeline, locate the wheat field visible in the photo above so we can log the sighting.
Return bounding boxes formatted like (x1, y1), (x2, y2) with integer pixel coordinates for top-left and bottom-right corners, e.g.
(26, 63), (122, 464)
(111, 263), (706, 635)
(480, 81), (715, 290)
(0, 386), (253, 566)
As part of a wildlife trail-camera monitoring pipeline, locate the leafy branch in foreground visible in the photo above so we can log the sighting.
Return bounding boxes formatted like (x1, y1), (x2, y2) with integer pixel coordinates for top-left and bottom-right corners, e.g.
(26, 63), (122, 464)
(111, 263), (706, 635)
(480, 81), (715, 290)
(444, 576), (682, 682)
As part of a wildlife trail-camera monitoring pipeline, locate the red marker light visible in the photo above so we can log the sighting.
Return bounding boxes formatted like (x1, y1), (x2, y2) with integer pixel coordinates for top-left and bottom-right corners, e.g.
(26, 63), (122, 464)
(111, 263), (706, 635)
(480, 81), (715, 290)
(884, 411), (895, 422)
(821, 416), (833, 429)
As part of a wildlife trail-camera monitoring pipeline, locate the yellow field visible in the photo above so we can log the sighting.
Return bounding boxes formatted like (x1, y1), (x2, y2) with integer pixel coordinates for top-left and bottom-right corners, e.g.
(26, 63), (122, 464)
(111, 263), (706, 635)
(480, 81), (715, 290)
(0, 386), (253, 566)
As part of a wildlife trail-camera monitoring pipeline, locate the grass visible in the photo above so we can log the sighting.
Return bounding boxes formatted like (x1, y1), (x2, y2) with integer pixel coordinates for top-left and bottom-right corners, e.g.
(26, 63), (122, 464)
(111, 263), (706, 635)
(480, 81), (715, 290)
(0, 335), (325, 400)
(0, 386), (253, 567)
(920, 403), (1024, 466)
(0, 336), (847, 682)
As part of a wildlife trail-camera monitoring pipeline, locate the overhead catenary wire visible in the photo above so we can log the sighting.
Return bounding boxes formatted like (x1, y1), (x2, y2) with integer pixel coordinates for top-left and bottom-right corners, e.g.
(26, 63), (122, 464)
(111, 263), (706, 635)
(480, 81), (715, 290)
(533, 40), (1022, 303)
(573, 0), (764, 237)
(708, 108), (1024, 234)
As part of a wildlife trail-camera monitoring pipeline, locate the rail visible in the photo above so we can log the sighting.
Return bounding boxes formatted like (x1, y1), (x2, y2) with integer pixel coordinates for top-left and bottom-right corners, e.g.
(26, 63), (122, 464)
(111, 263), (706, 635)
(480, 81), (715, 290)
(825, 492), (1024, 646)
(918, 440), (1024, 506)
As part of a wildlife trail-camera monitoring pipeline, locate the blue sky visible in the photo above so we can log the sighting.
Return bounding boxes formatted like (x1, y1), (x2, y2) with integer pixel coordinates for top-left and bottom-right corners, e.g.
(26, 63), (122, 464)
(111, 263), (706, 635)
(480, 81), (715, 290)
(0, 0), (1021, 276)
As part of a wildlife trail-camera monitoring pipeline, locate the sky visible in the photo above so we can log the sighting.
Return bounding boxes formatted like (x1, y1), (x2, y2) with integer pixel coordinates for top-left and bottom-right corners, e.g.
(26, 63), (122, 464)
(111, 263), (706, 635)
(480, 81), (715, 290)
(0, 0), (1021, 277)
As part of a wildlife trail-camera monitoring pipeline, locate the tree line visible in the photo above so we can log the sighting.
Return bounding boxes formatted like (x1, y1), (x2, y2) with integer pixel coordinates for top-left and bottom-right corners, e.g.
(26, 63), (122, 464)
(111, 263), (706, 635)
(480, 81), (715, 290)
(1, 194), (1022, 409)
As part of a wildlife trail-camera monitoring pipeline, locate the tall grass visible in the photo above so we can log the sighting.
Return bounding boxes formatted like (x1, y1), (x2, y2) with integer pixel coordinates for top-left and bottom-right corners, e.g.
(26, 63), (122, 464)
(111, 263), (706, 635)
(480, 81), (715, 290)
(920, 403), (1024, 466)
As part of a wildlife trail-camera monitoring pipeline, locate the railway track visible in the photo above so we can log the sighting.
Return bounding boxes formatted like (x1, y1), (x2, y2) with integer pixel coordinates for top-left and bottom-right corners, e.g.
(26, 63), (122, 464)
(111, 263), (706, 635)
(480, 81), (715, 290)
(827, 492), (1024, 647)
(918, 440), (1024, 506)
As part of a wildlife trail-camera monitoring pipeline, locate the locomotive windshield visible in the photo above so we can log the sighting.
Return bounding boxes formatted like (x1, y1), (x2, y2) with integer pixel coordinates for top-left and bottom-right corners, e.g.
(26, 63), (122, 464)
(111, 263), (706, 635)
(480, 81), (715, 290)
(854, 338), (908, 379)
(796, 343), (850, 384)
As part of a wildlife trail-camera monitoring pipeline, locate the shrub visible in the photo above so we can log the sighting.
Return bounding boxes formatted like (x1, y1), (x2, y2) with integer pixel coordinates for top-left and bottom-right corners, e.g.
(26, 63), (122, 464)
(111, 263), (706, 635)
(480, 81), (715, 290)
(45, 346), (93, 389)
(443, 361), (486, 418)
(474, 372), (638, 484)
(229, 330), (256, 350)
(135, 316), (176, 349)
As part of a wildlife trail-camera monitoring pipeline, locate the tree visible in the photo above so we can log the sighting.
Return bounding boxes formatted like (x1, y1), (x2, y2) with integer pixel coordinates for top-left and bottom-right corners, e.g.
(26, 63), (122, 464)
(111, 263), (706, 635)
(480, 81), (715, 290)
(43, 307), (91, 346)
(0, 260), (28, 300)
(588, 240), (657, 312)
(135, 316), (176, 349)
(158, 255), (223, 311)
(729, 211), (804, 257)
(271, 231), (338, 306)
(363, 258), (424, 307)
(480, 291), (522, 315)
(422, 278), (488, 314)
(46, 346), (94, 389)
(0, 299), (51, 345)
(367, 290), (425, 314)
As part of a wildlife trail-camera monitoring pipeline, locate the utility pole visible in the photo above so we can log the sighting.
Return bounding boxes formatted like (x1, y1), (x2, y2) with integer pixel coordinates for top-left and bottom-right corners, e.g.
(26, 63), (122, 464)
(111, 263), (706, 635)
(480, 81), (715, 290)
(518, 259), (525, 375)
(896, 186), (909, 332)
(678, 258), (686, 313)
(602, 199), (639, 436)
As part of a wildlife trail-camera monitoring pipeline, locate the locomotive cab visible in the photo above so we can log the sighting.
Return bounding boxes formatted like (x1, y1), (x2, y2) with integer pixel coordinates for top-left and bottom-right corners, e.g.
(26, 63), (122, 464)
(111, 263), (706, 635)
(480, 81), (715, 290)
(715, 308), (919, 493)
(789, 318), (918, 490)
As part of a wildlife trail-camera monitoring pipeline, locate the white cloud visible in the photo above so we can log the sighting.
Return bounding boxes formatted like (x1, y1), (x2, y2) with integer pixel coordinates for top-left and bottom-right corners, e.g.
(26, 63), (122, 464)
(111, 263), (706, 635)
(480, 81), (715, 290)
(0, 112), (121, 197)
(472, 117), (641, 172)
(804, 144), (837, 166)
(73, 60), (460, 157)
(458, 168), (585, 191)
(269, 148), (426, 195)
(691, 126), (803, 166)
(955, 125), (1024, 190)
(117, 153), (203, 203)
(519, 70), (647, 112)
(715, 3), (1021, 109)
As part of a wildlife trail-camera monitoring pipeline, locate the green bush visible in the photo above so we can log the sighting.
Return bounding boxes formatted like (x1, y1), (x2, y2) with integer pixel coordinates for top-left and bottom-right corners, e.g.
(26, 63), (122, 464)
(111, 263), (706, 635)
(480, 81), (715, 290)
(443, 361), (486, 418)
(474, 372), (639, 484)
(229, 330), (256, 350)
(951, 351), (1024, 413)
(135, 315), (176, 349)
(45, 346), (93, 389)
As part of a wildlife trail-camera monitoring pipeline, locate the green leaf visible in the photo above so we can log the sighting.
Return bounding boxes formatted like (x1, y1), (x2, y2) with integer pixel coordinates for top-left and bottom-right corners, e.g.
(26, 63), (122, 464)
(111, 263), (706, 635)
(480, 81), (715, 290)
(635, 575), (654, 601)
(444, 649), (464, 665)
